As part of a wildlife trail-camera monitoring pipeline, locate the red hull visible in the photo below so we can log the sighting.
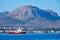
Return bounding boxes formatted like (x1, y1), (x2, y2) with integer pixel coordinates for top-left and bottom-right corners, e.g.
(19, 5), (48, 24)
(7, 32), (25, 34)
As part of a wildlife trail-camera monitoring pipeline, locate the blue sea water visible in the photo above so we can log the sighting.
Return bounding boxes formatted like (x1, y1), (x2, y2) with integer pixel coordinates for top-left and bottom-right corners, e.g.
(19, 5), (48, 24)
(0, 33), (60, 40)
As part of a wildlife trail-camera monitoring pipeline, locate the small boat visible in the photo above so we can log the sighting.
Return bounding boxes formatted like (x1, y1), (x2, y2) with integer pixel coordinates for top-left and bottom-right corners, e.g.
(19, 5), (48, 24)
(8, 31), (25, 34)
(7, 27), (25, 34)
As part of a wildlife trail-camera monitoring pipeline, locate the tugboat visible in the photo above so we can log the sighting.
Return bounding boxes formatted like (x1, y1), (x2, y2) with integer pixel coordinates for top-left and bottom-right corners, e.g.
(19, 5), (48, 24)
(7, 27), (25, 34)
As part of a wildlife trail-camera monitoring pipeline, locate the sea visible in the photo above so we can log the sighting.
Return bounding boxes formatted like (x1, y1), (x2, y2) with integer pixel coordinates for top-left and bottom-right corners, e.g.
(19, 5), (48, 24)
(0, 33), (60, 40)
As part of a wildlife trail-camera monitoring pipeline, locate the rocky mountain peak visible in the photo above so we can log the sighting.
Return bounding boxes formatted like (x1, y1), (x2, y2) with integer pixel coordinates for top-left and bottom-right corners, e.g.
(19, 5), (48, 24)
(7, 5), (41, 22)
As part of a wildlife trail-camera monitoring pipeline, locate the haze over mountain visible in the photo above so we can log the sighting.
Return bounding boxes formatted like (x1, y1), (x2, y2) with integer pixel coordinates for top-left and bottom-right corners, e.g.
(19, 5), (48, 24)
(0, 5), (60, 28)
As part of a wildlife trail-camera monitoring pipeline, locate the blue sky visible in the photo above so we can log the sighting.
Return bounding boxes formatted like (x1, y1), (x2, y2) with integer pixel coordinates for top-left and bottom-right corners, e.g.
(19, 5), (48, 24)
(0, 0), (60, 16)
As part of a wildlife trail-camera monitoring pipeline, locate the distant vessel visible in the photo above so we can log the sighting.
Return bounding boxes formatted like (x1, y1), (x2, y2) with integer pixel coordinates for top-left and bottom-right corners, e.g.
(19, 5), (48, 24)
(7, 27), (25, 34)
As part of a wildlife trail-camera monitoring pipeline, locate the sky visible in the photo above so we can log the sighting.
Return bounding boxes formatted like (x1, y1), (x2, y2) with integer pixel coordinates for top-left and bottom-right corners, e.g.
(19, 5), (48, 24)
(0, 0), (60, 16)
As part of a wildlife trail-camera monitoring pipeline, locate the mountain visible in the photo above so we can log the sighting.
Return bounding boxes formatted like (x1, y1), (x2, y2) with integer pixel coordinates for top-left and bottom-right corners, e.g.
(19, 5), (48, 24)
(0, 5), (60, 28)
(8, 5), (59, 21)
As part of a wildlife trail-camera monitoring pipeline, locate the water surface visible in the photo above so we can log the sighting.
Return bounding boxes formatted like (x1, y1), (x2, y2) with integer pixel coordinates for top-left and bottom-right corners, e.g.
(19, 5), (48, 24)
(0, 33), (60, 40)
